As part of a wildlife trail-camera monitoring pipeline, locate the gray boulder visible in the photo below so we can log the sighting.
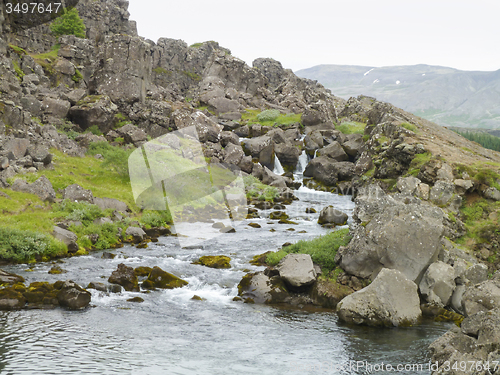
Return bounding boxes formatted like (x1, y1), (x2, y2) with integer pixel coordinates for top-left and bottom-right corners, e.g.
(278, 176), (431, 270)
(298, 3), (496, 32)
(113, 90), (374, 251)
(341, 134), (364, 157)
(396, 176), (422, 196)
(52, 226), (79, 253)
(27, 144), (52, 164)
(338, 184), (444, 283)
(41, 97), (71, 119)
(430, 180), (461, 209)
(274, 143), (301, 170)
(316, 141), (348, 162)
(93, 197), (130, 213)
(317, 206), (348, 225)
(484, 187), (500, 201)
(337, 268), (421, 327)
(303, 156), (339, 186)
(419, 261), (456, 306)
(462, 275), (500, 317)
(277, 254), (317, 288)
(125, 226), (146, 244)
(62, 184), (94, 203)
(241, 135), (272, 158)
(115, 124), (147, 146)
(222, 142), (245, 166)
(11, 176), (56, 202)
(3, 138), (30, 160)
(237, 272), (289, 304)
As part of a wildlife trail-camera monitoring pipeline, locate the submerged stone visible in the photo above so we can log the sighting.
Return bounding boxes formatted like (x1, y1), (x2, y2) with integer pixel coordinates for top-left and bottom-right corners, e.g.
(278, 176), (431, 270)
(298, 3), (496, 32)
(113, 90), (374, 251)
(195, 256), (231, 269)
(142, 266), (188, 290)
(108, 263), (139, 292)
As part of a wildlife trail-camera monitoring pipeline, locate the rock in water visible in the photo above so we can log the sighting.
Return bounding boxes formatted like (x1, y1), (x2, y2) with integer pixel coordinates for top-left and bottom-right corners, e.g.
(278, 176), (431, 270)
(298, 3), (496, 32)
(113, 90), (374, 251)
(142, 266), (188, 289)
(108, 263), (139, 292)
(56, 280), (91, 310)
(237, 272), (289, 304)
(196, 256), (231, 269)
(0, 269), (25, 285)
(337, 268), (421, 327)
(277, 254), (317, 288)
(317, 206), (348, 225)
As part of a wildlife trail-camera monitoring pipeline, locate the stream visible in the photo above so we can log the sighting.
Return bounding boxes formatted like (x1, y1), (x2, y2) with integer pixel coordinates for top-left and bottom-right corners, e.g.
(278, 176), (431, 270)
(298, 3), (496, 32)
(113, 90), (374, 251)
(0, 157), (451, 374)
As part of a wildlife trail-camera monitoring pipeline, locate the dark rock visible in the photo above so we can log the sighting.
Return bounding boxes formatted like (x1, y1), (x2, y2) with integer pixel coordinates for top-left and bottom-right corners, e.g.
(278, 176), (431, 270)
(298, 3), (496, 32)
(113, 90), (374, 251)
(87, 282), (108, 292)
(237, 272), (290, 304)
(0, 269), (25, 285)
(48, 266), (67, 275)
(317, 206), (348, 225)
(316, 141), (349, 162)
(27, 144), (52, 164)
(127, 296), (144, 303)
(303, 156), (339, 186)
(0, 288), (26, 310)
(142, 266), (188, 289)
(125, 226), (146, 243)
(108, 263), (139, 292)
(3, 138), (29, 160)
(56, 280), (92, 310)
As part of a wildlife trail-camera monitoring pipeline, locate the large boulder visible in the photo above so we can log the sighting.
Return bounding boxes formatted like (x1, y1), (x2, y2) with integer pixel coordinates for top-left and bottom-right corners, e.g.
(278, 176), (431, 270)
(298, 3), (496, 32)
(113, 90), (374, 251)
(237, 271), (290, 304)
(0, 269), (25, 285)
(52, 226), (79, 253)
(115, 124), (148, 146)
(337, 268), (422, 327)
(125, 226), (146, 244)
(317, 206), (348, 225)
(3, 138), (30, 159)
(41, 97), (71, 120)
(277, 254), (317, 288)
(303, 156), (339, 186)
(338, 184), (445, 283)
(419, 261), (456, 306)
(56, 280), (92, 310)
(222, 142), (245, 166)
(108, 263), (139, 292)
(274, 143), (302, 170)
(461, 275), (500, 317)
(316, 141), (348, 162)
(11, 176), (56, 202)
(341, 134), (364, 157)
(62, 184), (94, 203)
(93, 197), (130, 213)
(68, 95), (118, 133)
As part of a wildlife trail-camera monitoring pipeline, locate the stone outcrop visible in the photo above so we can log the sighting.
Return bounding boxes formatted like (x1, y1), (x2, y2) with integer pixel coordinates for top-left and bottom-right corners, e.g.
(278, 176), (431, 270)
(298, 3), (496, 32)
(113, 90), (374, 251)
(337, 268), (422, 327)
(337, 184), (445, 283)
(108, 263), (139, 292)
(317, 206), (348, 226)
(277, 254), (317, 288)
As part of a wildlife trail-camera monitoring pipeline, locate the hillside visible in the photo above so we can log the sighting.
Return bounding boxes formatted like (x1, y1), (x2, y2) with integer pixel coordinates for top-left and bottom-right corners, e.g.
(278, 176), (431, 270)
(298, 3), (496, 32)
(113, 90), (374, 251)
(296, 64), (500, 129)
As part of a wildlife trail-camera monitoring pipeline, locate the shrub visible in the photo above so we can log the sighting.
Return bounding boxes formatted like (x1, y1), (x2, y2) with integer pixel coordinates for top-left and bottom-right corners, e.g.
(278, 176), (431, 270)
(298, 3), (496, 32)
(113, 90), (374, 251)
(50, 8), (86, 38)
(71, 222), (125, 250)
(0, 227), (67, 263)
(266, 227), (352, 271)
(54, 200), (107, 224)
(336, 121), (366, 135)
(257, 109), (280, 122)
(140, 210), (172, 228)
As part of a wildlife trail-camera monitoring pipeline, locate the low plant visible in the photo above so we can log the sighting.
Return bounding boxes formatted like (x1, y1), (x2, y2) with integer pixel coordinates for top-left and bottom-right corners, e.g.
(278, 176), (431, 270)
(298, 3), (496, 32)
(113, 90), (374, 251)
(49, 8), (86, 38)
(266, 227), (352, 271)
(336, 121), (366, 135)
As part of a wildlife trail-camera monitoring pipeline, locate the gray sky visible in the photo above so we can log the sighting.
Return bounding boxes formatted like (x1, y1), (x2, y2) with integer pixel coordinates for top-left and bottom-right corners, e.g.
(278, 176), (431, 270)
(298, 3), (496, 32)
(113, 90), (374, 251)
(128, 0), (500, 72)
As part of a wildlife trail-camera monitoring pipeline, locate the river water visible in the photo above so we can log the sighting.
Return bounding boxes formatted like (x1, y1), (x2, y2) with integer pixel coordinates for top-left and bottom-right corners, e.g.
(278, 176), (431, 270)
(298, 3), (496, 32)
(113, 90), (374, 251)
(0, 168), (451, 374)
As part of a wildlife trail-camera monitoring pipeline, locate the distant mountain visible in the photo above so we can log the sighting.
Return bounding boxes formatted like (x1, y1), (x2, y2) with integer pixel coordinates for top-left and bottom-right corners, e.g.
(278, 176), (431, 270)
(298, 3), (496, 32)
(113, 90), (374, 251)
(296, 64), (500, 129)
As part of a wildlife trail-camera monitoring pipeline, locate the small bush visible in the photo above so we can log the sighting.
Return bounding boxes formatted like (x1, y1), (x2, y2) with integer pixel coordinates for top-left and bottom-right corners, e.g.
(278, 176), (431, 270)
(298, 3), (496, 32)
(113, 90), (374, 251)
(71, 222), (125, 250)
(257, 109), (280, 122)
(0, 227), (67, 263)
(54, 200), (107, 224)
(266, 227), (352, 271)
(50, 8), (86, 38)
(336, 121), (366, 135)
(140, 210), (172, 228)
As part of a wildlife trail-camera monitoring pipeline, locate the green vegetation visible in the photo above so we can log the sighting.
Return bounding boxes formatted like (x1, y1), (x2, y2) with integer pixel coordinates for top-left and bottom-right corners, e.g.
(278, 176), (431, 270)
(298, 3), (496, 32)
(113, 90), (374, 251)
(30, 45), (60, 77)
(12, 61), (24, 81)
(49, 8), (86, 38)
(457, 198), (500, 246)
(453, 129), (500, 152)
(87, 142), (134, 181)
(0, 228), (67, 263)
(455, 162), (500, 191)
(181, 70), (202, 81)
(241, 109), (302, 127)
(406, 152), (433, 176)
(336, 121), (366, 135)
(190, 43), (204, 48)
(153, 67), (172, 76)
(8, 44), (27, 56)
(244, 175), (279, 201)
(266, 228), (352, 271)
(140, 211), (172, 229)
(401, 122), (419, 133)
(71, 68), (83, 83)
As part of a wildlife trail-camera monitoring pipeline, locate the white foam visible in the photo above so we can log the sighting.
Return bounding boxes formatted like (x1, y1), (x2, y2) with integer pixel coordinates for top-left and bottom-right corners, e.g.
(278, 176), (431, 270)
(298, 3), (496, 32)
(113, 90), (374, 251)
(273, 155), (284, 175)
(396, 80), (401, 85)
(364, 68), (375, 76)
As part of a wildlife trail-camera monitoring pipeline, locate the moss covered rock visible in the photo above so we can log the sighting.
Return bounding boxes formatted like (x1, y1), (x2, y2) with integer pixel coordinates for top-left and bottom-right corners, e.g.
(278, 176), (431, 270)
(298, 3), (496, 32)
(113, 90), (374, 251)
(142, 266), (188, 290)
(56, 280), (91, 310)
(0, 287), (26, 310)
(134, 266), (153, 277)
(196, 255), (231, 269)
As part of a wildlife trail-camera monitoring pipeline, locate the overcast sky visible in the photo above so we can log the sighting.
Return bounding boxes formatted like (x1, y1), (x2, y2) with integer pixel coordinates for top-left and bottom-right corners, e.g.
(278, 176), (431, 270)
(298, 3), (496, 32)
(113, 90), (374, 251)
(128, 0), (500, 72)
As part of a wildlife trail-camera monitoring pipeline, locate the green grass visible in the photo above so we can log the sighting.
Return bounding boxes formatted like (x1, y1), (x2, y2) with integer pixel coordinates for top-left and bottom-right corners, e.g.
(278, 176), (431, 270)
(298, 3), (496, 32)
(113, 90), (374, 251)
(241, 109), (302, 127)
(8, 44), (27, 55)
(401, 122), (419, 133)
(12, 61), (24, 81)
(406, 152), (433, 176)
(265, 227), (352, 271)
(243, 175), (279, 201)
(336, 121), (366, 135)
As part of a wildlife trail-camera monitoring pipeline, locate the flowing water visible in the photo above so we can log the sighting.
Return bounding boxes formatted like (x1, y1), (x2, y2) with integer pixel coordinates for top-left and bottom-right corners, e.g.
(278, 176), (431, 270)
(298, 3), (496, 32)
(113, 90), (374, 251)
(0, 167), (451, 374)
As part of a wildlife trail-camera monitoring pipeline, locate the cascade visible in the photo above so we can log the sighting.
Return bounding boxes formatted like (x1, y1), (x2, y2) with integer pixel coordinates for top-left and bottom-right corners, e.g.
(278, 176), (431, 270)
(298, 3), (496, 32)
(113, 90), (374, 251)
(273, 155), (284, 175)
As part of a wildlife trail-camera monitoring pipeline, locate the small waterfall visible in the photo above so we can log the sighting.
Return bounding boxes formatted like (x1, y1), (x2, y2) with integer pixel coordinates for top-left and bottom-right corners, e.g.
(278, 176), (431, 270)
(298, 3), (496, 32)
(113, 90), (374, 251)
(273, 155), (285, 175)
(294, 150), (308, 176)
